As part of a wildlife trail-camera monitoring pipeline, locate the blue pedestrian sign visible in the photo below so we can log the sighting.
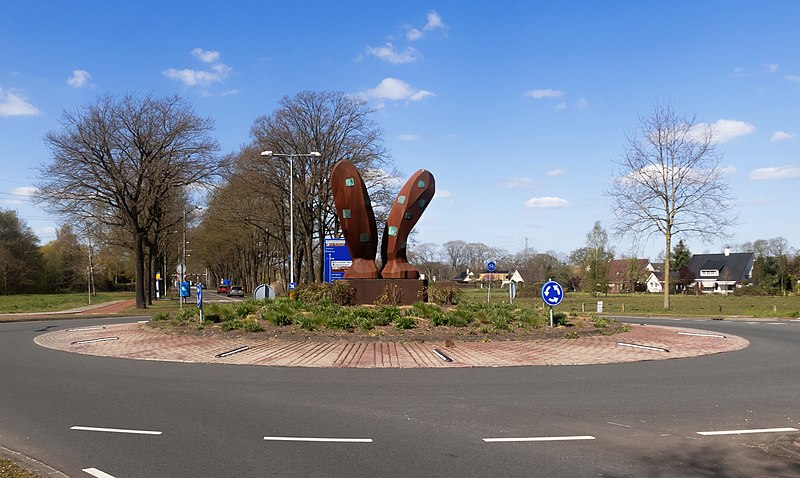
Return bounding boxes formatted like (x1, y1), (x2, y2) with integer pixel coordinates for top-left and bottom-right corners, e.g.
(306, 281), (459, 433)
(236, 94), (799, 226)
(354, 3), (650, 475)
(541, 280), (564, 306)
(196, 283), (203, 308)
(179, 281), (191, 298)
(486, 261), (496, 272)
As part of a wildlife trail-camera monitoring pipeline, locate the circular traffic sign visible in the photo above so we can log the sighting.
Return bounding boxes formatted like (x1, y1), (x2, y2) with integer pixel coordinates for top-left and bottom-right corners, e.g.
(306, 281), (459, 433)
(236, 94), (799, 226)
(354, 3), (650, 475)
(541, 280), (564, 306)
(288, 282), (297, 291)
(487, 261), (496, 272)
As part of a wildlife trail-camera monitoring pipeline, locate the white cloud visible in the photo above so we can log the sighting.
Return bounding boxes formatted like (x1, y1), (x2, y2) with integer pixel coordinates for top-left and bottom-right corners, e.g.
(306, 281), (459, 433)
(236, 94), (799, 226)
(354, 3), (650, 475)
(0, 87), (39, 116)
(499, 177), (537, 189)
(765, 63), (779, 73)
(67, 70), (92, 88)
(770, 131), (794, 142)
(163, 49), (231, 90)
(361, 78), (434, 102)
(524, 89), (564, 99)
(406, 28), (423, 41)
(424, 11), (445, 31)
(399, 133), (419, 141)
(191, 48), (220, 63)
(689, 119), (754, 144)
(748, 164), (800, 180)
(576, 98), (589, 110)
(525, 196), (570, 208)
(365, 43), (421, 64)
(434, 189), (453, 198)
(784, 74), (800, 82)
(12, 186), (36, 197)
(546, 169), (566, 177)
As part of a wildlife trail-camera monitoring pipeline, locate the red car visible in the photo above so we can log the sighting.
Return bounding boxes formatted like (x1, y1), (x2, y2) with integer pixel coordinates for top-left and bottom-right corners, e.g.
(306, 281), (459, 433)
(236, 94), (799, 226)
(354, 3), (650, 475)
(217, 285), (229, 294)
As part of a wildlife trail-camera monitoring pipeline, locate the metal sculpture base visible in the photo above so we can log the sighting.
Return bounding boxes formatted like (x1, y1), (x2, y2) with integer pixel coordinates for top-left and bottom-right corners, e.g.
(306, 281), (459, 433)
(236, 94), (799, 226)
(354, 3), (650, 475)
(345, 279), (428, 306)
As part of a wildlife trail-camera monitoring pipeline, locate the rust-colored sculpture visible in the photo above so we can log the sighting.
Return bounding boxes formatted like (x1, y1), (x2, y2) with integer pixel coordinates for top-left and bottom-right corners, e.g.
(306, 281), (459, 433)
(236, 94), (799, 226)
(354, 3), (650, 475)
(331, 161), (435, 280)
(380, 170), (435, 279)
(331, 161), (380, 279)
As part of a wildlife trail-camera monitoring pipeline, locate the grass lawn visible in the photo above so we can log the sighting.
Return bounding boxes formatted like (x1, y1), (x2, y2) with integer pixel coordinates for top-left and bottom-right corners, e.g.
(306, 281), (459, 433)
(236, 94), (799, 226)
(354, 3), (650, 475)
(0, 292), (133, 314)
(457, 286), (800, 318)
(0, 458), (38, 478)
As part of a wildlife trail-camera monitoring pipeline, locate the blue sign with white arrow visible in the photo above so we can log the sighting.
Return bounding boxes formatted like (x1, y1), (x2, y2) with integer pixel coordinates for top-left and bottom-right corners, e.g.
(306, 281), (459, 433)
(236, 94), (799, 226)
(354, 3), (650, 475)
(541, 280), (564, 306)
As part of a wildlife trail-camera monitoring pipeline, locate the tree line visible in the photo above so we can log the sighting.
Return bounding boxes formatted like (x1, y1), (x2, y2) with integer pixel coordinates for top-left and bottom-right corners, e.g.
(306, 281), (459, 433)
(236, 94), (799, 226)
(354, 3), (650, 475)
(20, 95), (797, 305)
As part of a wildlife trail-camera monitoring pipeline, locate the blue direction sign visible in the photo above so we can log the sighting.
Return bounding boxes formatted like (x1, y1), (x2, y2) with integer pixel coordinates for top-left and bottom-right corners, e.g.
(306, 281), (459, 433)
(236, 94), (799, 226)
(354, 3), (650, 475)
(541, 280), (564, 306)
(486, 261), (496, 272)
(179, 281), (191, 298)
(196, 283), (203, 308)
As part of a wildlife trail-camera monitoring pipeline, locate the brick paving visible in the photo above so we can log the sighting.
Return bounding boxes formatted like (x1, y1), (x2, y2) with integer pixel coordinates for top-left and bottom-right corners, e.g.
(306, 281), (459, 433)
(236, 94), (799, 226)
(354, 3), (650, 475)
(35, 322), (749, 368)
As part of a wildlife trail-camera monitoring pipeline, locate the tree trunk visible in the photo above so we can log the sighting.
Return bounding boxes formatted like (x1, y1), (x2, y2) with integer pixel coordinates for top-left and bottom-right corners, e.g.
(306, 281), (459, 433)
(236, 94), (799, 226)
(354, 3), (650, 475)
(663, 233), (672, 310)
(134, 230), (147, 309)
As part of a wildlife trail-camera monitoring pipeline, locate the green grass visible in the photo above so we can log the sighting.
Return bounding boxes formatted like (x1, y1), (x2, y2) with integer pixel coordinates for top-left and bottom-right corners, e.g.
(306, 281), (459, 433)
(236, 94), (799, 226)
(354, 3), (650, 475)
(0, 292), (133, 314)
(458, 286), (800, 318)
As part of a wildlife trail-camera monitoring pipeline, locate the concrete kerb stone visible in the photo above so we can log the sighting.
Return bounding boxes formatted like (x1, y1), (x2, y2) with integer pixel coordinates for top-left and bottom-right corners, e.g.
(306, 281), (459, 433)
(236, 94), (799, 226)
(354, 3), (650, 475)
(34, 321), (750, 369)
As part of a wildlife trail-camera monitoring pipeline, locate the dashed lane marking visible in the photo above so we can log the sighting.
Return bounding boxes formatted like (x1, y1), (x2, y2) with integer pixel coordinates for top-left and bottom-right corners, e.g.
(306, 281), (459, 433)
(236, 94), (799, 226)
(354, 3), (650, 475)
(483, 436), (596, 443)
(71, 426), (162, 435)
(82, 468), (116, 478)
(263, 436), (373, 443)
(697, 427), (798, 436)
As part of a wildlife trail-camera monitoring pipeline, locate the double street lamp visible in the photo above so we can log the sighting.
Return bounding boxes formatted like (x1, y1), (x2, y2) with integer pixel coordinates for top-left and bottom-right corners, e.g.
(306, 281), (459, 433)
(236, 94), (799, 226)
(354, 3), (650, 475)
(260, 150), (321, 289)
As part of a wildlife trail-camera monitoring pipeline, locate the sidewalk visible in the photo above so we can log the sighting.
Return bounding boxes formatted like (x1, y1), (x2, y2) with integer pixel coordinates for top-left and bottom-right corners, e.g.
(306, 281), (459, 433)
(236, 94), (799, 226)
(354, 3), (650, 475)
(35, 322), (749, 368)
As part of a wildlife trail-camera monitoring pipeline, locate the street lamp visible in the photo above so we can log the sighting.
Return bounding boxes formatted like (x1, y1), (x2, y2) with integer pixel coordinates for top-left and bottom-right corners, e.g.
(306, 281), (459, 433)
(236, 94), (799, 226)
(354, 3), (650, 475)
(260, 150), (321, 289)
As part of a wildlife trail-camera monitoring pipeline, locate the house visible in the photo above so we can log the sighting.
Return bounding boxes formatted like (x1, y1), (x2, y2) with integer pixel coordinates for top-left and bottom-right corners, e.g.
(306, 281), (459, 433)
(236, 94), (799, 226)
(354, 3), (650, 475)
(607, 259), (655, 293)
(451, 269), (476, 283)
(687, 249), (754, 294)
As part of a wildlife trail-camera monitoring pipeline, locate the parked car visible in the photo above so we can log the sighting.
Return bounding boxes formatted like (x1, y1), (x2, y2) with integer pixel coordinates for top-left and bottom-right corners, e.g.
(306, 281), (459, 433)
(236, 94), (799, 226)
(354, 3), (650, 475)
(227, 286), (244, 298)
(217, 284), (229, 294)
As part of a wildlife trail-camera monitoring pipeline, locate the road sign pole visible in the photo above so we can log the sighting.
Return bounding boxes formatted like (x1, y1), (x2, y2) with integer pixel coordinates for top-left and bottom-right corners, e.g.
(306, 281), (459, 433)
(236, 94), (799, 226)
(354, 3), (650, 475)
(549, 306), (553, 327)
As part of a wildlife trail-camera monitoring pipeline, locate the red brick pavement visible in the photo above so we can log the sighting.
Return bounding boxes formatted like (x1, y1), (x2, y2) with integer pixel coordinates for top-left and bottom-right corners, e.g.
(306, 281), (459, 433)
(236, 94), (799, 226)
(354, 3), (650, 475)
(35, 323), (749, 368)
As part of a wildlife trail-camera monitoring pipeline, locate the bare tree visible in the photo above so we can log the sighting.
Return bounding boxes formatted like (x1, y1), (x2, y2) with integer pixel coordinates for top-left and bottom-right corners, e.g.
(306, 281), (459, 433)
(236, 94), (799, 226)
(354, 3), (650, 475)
(248, 91), (394, 284)
(607, 103), (735, 309)
(37, 93), (221, 308)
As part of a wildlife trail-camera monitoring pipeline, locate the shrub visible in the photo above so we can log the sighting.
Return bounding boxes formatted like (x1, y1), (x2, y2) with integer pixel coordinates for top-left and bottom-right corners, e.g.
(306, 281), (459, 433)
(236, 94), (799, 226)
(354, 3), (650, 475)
(515, 308), (546, 328)
(352, 306), (377, 321)
(326, 314), (354, 331)
(331, 281), (355, 305)
(592, 317), (609, 328)
(177, 307), (195, 322)
(428, 285), (461, 305)
(297, 315), (320, 331)
(294, 283), (330, 305)
(153, 312), (171, 322)
(552, 311), (569, 326)
(442, 309), (473, 327)
(376, 306), (401, 325)
(394, 316), (417, 330)
(232, 301), (257, 319)
(355, 316), (374, 331)
(407, 301), (442, 319)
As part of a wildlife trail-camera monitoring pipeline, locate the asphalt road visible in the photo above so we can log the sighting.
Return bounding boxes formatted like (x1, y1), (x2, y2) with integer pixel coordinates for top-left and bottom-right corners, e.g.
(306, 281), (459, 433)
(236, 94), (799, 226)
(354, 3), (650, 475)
(1, 316), (799, 477)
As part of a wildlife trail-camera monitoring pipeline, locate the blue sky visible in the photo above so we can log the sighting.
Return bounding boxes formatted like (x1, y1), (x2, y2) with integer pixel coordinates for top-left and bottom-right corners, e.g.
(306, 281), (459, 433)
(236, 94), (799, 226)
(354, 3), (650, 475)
(1, 1), (799, 261)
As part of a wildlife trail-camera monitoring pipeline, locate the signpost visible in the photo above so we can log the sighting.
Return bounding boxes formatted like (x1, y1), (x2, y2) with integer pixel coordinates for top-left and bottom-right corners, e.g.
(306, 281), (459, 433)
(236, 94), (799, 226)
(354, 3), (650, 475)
(196, 283), (203, 323)
(323, 238), (352, 283)
(486, 261), (496, 303)
(541, 280), (564, 327)
(179, 281), (190, 309)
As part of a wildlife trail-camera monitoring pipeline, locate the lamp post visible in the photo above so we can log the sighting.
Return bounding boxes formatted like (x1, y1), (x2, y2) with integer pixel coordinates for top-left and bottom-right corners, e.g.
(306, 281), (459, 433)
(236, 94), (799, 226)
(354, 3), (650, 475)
(260, 150), (321, 289)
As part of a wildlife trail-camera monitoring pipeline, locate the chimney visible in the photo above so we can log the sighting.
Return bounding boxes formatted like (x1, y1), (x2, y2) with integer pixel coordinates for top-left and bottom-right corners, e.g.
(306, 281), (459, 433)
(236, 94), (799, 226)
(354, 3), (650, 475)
(724, 247), (731, 256)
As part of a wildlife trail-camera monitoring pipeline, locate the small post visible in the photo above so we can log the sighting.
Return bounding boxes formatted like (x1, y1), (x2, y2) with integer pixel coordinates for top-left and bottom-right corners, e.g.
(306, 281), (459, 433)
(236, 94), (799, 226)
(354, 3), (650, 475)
(549, 306), (554, 327)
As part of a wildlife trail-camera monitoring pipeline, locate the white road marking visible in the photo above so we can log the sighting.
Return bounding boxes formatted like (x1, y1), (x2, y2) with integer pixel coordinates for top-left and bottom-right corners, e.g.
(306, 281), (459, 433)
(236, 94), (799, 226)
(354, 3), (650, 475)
(71, 426), (162, 435)
(82, 468), (116, 478)
(67, 326), (106, 332)
(263, 436), (372, 443)
(697, 427), (798, 436)
(483, 436), (596, 443)
(677, 332), (726, 338)
(766, 322), (786, 325)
